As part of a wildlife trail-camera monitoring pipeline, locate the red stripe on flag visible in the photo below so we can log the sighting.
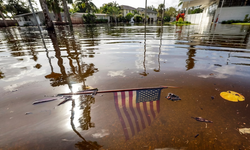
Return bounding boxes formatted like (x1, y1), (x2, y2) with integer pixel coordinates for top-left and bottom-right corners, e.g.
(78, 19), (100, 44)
(129, 91), (140, 133)
(143, 102), (151, 125)
(136, 102), (146, 129)
(114, 92), (129, 140)
(150, 101), (156, 118)
(121, 92), (135, 137)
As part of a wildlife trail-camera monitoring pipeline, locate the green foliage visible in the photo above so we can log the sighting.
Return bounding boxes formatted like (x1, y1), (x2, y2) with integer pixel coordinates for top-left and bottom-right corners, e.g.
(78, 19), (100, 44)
(82, 13), (96, 23)
(243, 14), (250, 22)
(172, 21), (191, 25)
(134, 15), (142, 22)
(69, 3), (80, 14)
(165, 7), (177, 18)
(188, 7), (203, 14)
(100, 1), (120, 23)
(178, 17), (183, 22)
(222, 15), (250, 24)
(75, 0), (97, 13)
(5, 0), (31, 15)
(164, 16), (170, 22)
(95, 19), (108, 23)
(125, 12), (134, 21)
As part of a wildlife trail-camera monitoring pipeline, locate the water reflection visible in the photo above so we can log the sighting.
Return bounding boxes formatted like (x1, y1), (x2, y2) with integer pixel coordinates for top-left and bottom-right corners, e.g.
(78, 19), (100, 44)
(70, 95), (101, 150)
(185, 45), (196, 71)
(114, 88), (162, 140)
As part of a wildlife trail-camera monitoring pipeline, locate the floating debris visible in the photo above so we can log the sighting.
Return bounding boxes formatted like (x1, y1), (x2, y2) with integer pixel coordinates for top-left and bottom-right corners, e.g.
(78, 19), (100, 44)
(33, 98), (58, 105)
(57, 98), (72, 106)
(166, 93), (181, 101)
(246, 104), (249, 108)
(211, 96), (214, 100)
(12, 89), (18, 92)
(192, 117), (213, 123)
(209, 73), (214, 76)
(239, 128), (250, 134)
(195, 134), (199, 138)
(214, 64), (222, 67)
(220, 91), (245, 102)
(25, 112), (32, 115)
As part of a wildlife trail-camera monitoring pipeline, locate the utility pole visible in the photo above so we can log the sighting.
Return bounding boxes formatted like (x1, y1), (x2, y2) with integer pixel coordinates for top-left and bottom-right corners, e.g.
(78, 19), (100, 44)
(145, 0), (147, 24)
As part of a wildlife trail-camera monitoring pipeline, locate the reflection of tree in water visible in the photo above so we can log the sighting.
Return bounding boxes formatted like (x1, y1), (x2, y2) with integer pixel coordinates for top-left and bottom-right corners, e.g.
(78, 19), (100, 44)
(45, 28), (100, 149)
(154, 27), (163, 72)
(3, 28), (23, 57)
(185, 45), (196, 71)
(70, 95), (102, 150)
(0, 70), (4, 79)
(140, 24), (149, 76)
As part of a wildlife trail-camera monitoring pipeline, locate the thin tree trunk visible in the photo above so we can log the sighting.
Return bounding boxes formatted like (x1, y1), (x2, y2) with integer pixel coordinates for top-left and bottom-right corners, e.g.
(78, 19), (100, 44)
(57, 12), (62, 22)
(0, 10), (8, 27)
(39, 0), (54, 30)
(62, 0), (72, 29)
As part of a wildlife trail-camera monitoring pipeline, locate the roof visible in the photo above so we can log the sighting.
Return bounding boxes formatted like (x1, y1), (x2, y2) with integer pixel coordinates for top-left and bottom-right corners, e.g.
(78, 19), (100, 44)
(71, 13), (109, 18)
(137, 8), (157, 14)
(120, 5), (136, 10)
(14, 11), (43, 17)
(182, 0), (218, 8)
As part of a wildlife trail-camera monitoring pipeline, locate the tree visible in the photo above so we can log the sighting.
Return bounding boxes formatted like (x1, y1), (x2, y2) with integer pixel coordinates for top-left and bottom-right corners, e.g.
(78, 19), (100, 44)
(147, 5), (157, 11)
(6, 0), (30, 15)
(100, 1), (120, 23)
(165, 7), (177, 21)
(46, 0), (62, 22)
(74, 0), (97, 13)
(0, 0), (8, 26)
(157, 4), (164, 19)
(39, 0), (54, 30)
(125, 12), (134, 22)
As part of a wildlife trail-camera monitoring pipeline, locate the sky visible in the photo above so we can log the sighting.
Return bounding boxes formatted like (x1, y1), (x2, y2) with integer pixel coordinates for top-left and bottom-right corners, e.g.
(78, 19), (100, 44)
(34, 0), (180, 10)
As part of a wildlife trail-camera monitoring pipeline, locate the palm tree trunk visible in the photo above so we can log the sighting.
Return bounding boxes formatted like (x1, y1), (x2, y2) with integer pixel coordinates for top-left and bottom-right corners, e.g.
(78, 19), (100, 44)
(39, 0), (54, 30)
(62, 0), (72, 29)
(0, 10), (8, 27)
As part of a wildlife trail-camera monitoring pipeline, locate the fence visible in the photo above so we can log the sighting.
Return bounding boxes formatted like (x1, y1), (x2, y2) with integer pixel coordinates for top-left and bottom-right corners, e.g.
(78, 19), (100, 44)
(71, 17), (83, 24)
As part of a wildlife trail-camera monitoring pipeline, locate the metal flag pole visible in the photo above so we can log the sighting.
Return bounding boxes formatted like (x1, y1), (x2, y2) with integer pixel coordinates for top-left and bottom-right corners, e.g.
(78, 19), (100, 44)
(28, 0), (46, 47)
(57, 86), (180, 96)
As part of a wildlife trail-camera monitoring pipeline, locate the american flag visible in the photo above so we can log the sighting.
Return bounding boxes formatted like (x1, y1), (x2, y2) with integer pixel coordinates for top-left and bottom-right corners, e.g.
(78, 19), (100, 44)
(114, 88), (162, 140)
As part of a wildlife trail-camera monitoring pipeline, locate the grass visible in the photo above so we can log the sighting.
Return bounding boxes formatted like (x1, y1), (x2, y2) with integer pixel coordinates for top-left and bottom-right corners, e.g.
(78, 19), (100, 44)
(232, 23), (250, 25)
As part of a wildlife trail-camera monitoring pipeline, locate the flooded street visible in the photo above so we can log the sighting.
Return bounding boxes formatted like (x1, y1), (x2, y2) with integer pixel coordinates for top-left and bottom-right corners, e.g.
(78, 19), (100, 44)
(0, 23), (250, 150)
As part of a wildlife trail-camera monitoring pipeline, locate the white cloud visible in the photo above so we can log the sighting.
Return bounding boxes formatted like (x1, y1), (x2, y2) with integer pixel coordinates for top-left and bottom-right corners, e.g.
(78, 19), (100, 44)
(107, 70), (126, 77)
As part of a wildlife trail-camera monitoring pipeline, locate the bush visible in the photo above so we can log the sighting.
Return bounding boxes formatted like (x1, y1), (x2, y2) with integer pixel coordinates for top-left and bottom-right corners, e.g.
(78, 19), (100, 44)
(178, 17), (183, 22)
(125, 12), (134, 22)
(164, 16), (171, 22)
(95, 19), (108, 23)
(82, 13), (96, 24)
(134, 15), (142, 22)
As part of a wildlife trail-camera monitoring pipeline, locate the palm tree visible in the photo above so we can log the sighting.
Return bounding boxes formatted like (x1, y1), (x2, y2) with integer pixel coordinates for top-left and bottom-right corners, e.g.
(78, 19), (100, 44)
(0, 0), (8, 27)
(62, 0), (72, 29)
(39, 0), (54, 30)
(75, 0), (97, 13)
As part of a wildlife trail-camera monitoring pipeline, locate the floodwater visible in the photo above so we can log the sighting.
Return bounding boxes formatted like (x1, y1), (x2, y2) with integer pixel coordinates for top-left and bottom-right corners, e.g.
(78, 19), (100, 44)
(0, 23), (250, 150)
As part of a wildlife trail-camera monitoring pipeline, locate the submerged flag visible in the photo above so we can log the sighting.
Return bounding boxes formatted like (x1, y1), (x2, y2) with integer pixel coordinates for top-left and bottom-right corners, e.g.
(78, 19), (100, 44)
(114, 88), (162, 140)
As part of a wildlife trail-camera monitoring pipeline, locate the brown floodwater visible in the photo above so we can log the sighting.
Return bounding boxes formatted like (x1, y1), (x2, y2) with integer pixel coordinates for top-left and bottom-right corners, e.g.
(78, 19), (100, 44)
(0, 23), (250, 150)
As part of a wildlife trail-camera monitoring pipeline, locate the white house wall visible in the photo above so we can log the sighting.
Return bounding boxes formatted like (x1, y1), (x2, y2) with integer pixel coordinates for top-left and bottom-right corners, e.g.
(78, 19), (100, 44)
(214, 6), (250, 22)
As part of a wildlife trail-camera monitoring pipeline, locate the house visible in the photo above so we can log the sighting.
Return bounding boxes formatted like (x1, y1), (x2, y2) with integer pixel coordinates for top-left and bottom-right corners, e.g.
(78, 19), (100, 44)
(181, 0), (250, 24)
(120, 5), (157, 22)
(137, 7), (157, 22)
(14, 11), (45, 26)
(14, 11), (65, 26)
(120, 5), (136, 16)
(71, 13), (110, 23)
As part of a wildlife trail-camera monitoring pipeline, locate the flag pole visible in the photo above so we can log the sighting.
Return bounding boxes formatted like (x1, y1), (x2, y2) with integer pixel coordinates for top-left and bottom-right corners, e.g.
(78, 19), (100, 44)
(57, 86), (180, 96)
